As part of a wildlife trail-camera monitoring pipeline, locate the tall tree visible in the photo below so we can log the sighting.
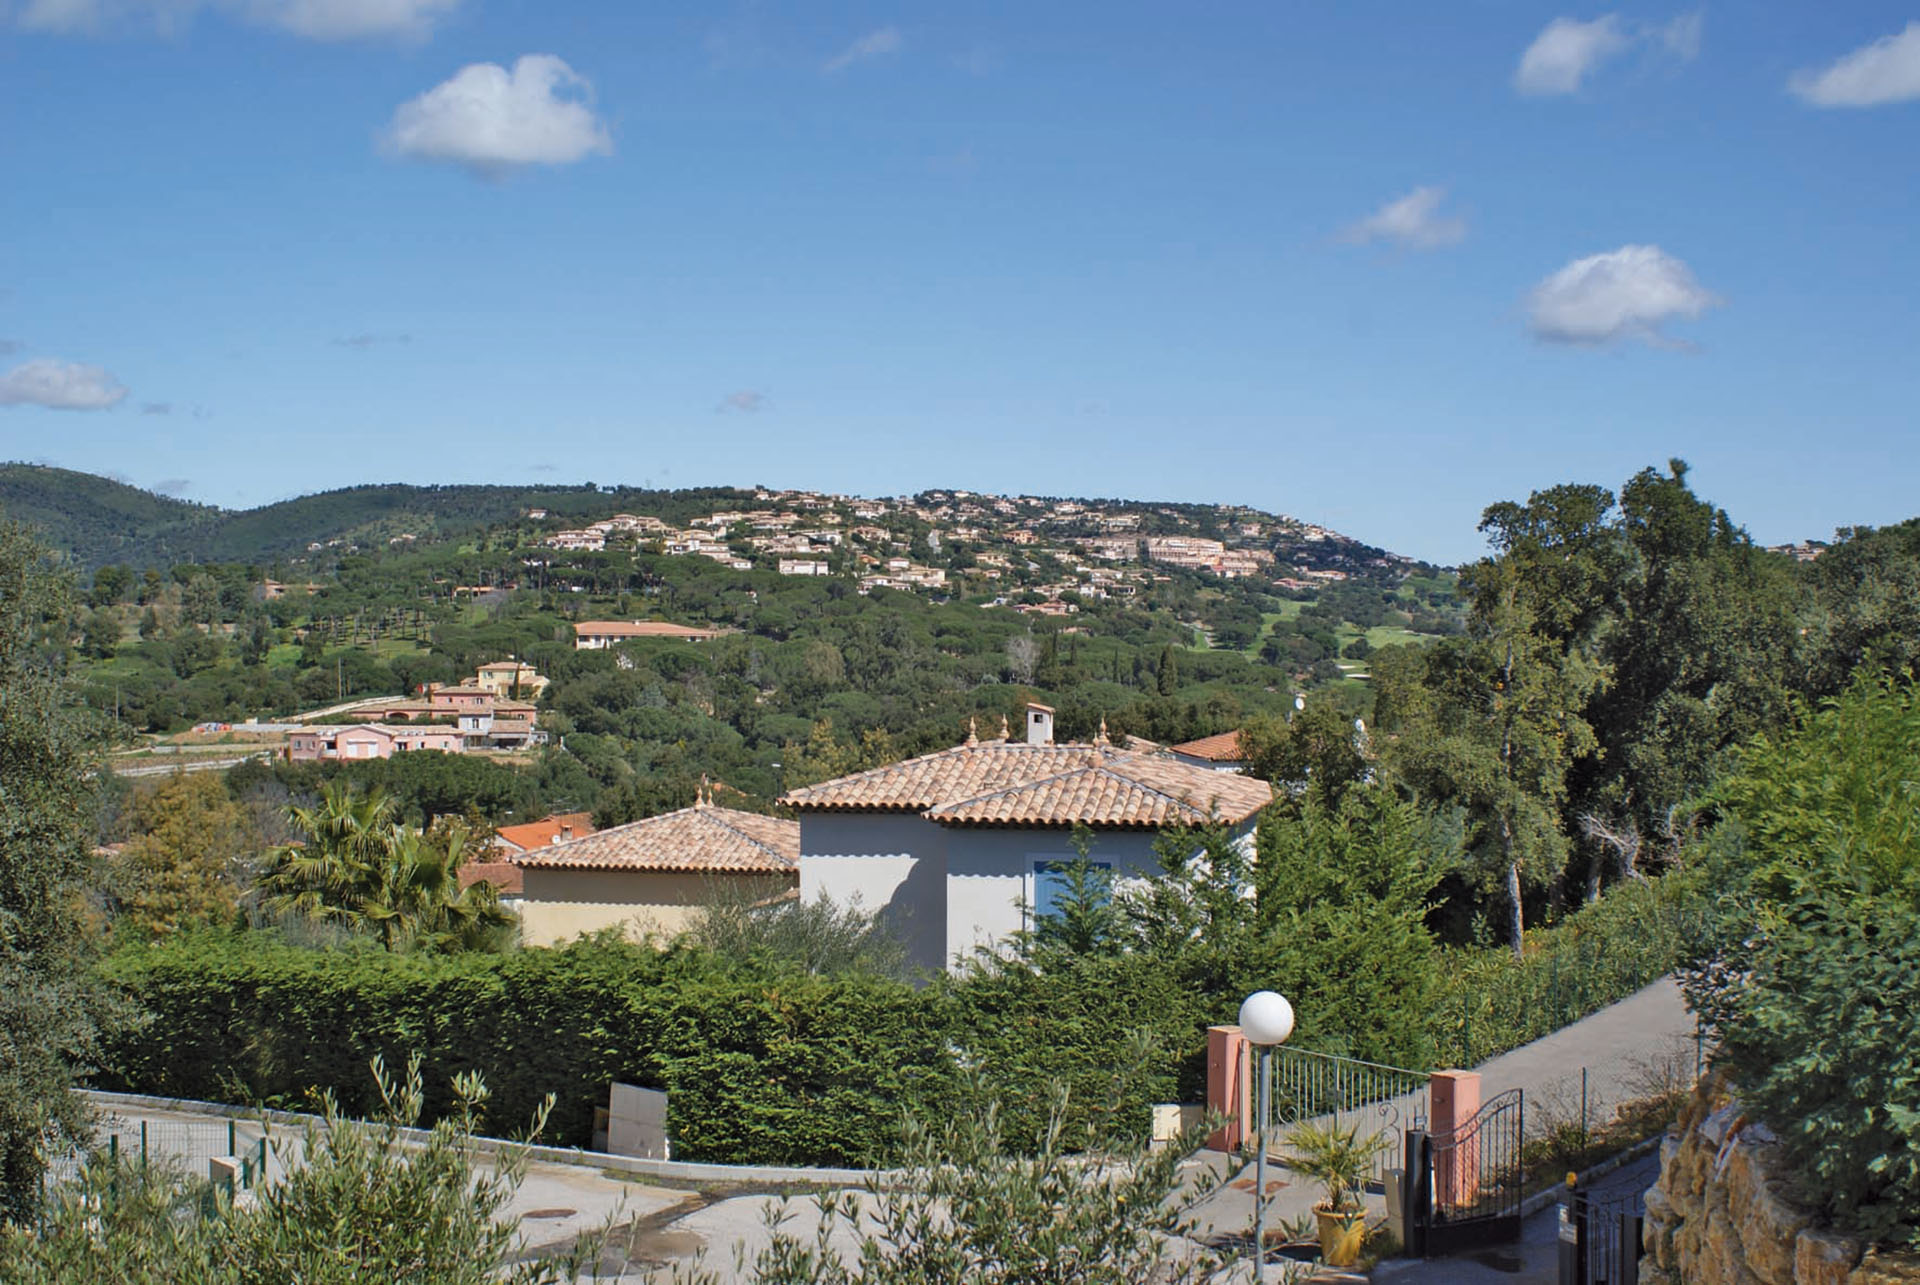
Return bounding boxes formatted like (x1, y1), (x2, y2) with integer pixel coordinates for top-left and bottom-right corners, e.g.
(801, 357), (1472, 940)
(1380, 564), (1601, 954)
(0, 521), (122, 1223)
(1575, 462), (1798, 878)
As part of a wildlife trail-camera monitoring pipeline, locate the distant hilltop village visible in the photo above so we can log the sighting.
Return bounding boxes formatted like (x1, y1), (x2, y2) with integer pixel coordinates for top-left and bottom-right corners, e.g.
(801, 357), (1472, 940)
(534, 487), (1403, 605)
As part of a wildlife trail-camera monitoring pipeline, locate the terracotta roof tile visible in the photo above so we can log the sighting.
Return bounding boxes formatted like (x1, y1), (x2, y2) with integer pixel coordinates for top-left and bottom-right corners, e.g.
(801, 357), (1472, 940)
(509, 803), (798, 874)
(781, 742), (1270, 829)
(1167, 730), (1244, 761)
(457, 860), (524, 896)
(495, 812), (596, 853)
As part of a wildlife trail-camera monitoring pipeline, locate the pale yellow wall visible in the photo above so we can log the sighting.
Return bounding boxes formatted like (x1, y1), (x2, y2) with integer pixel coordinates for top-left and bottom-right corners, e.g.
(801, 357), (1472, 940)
(517, 868), (795, 947)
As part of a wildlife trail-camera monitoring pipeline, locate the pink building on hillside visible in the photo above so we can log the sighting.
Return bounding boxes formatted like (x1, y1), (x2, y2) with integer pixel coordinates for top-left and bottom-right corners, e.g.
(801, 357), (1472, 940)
(287, 724), (466, 763)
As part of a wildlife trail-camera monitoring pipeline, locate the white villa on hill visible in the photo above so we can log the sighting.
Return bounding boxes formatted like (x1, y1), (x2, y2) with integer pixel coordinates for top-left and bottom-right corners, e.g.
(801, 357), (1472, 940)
(780, 704), (1272, 972)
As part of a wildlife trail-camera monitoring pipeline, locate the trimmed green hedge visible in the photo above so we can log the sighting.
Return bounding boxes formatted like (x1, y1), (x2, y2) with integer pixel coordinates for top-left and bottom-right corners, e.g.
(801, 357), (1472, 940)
(1431, 872), (1706, 1068)
(97, 938), (953, 1165)
(97, 875), (1700, 1167)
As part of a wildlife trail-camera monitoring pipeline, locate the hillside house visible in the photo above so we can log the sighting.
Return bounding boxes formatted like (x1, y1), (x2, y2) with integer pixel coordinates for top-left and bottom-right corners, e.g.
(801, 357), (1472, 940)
(474, 660), (549, 699)
(495, 812), (597, 855)
(573, 620), (732, 648)
(287, 723), (465, 762)
(509, 792), (797, 946)
(781, 704), (1272, 972)
(1166, 730), (1247, 773)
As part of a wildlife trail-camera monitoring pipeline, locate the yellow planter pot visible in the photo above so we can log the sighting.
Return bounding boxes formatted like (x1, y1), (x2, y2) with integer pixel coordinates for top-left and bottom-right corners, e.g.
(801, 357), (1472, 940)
(1315, 1206), (1367, 1267)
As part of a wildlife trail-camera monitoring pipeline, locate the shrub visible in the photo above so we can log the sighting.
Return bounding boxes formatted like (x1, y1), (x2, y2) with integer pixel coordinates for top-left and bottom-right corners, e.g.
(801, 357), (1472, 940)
(1687, 678), (1920, 1247)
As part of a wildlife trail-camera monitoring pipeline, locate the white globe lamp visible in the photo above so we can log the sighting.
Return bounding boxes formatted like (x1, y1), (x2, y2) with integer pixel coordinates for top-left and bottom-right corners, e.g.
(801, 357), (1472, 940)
(1239, 989), (1295, 1277)
(1239, 990), (1295, 1048)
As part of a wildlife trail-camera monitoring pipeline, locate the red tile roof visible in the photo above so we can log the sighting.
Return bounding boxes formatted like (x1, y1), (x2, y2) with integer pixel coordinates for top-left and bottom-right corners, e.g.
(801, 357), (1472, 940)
(1167, 730), (1245, 762)
(495, 812), (597, 853)
(457, 860), (524, 896)
(574, 620), (731, 640)
(508, 803), (798, 874)
(780, 741), (1270, 829)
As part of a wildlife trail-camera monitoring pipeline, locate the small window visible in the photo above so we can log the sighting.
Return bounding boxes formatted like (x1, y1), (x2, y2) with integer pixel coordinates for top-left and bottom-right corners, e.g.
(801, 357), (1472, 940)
(1031, 859), (1114, 921)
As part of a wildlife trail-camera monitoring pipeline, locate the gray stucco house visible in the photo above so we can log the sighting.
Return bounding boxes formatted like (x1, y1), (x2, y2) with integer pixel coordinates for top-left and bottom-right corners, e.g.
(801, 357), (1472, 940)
(780, 704), (1273, 972)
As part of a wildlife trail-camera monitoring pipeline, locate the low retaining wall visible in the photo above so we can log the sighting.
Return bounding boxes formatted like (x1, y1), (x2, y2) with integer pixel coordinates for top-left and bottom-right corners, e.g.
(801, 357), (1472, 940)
(1641, 1080), (1920, 1285)
(82, 1090), (883, 1190)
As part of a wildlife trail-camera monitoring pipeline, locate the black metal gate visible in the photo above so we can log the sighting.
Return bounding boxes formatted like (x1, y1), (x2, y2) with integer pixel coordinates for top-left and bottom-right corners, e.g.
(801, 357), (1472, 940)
(1405, 1088), (1526, 1256)
(1558, 1171), (1648, 1284)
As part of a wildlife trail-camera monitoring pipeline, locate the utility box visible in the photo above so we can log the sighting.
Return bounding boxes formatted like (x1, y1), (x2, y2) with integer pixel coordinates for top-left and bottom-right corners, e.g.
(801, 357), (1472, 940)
(606, 1083), (670, 1160)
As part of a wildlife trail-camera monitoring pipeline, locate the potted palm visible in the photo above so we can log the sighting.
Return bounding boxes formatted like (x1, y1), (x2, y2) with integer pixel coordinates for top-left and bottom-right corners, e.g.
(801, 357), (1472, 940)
(1280, 1117), (1380, 1267)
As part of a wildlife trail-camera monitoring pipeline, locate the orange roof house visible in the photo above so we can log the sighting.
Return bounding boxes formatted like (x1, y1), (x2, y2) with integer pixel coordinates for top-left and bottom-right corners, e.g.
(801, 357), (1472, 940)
(494, 812), (597, 855)
(573, 620), (733, 649)
(1166, 730), (1247, 772)
(508, 792), (797, 946)
(782, 703), (1271, 972)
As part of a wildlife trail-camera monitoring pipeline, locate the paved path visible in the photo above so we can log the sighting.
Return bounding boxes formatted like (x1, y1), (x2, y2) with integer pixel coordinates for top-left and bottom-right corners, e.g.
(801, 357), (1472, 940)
(1182, 977), (1693, 1273)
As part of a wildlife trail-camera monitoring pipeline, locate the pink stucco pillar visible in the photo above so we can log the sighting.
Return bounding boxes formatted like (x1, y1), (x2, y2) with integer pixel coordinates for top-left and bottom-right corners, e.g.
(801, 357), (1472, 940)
(1429, 1069), (1481, 1209)
(1205, 1025), (1251, 1152)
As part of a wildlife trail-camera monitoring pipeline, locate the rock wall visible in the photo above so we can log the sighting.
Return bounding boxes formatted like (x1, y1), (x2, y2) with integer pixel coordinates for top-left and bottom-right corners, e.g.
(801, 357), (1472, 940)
(1641, 1079), (1920, 1285)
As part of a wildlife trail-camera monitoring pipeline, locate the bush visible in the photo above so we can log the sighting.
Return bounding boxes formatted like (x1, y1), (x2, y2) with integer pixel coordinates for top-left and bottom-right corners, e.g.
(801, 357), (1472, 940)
(1687, 678), (1920, 1247)
(0, 1058), (601, 1284)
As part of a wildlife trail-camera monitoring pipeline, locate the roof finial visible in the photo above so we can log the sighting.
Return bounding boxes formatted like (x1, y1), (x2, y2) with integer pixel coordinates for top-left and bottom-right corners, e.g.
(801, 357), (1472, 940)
(698, 774), (710, 807)
(1095, 717), (1110, 747)
(965, 716), (978, 747)
(998, 713), (1011, 741)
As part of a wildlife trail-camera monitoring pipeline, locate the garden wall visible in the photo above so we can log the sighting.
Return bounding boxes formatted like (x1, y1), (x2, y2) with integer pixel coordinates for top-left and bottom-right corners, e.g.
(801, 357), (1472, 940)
(1642, 1079), (1920, 1285)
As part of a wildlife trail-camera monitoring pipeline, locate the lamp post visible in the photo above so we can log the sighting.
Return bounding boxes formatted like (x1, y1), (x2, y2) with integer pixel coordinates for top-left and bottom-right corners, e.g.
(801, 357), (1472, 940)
(1239, 990), (1296, 1281)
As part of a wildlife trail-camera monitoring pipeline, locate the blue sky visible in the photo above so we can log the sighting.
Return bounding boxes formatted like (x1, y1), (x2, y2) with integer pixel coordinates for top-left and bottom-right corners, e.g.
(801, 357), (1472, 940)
(2, 2), (1915, 563)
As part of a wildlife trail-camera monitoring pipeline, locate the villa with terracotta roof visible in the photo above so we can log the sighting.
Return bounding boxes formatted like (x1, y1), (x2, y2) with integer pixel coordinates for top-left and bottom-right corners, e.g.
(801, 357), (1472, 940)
(781, 704), (1272, 971)
(573, 620), (733, 649)
(508, 791), (797, 946)
(494, 812), (597, 856)
(1166, 730), (1247, 772)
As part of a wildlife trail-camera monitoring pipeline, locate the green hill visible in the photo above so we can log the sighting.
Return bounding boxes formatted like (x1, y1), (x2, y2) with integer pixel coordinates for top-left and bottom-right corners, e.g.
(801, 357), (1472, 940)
(0, 464), (221, 568)
(0, 465), (759, 570)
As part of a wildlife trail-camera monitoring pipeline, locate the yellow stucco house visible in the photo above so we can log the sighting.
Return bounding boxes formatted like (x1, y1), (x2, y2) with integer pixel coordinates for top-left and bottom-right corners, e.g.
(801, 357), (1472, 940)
(509, 795), (798, 946)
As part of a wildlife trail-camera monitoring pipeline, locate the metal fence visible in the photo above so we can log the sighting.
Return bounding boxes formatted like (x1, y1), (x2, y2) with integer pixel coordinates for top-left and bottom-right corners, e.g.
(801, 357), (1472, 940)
(1268, 1045), (1429, 1184)
(43, 1115), (273, 1200)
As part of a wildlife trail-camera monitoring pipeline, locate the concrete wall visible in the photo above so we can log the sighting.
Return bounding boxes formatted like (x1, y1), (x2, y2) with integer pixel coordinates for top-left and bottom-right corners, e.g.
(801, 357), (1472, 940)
(517, 868), (794, 947)
(799, 813), (949, 974)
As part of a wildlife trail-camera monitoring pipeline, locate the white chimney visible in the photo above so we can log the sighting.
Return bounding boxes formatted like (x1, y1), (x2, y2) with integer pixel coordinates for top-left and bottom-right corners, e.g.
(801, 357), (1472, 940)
(1025, 702), (1055, 747)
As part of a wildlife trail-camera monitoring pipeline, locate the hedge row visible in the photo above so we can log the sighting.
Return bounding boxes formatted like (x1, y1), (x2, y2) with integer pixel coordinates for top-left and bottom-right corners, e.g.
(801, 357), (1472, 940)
(94, 938), (1203, 1166)
(1431, 872), (1707, 1068)
(97, 939), (952, 1165)
(97, 878), (1699, 1167)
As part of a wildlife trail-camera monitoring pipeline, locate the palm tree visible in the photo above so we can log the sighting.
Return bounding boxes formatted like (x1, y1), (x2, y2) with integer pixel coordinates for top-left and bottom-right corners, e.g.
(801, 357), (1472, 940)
(258, 784), (515, 952)
(258, 781), (400, 927)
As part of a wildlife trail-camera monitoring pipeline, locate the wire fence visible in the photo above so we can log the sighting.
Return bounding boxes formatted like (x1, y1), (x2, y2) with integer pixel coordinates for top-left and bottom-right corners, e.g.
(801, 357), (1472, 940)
(42, 1114), (276, 1202)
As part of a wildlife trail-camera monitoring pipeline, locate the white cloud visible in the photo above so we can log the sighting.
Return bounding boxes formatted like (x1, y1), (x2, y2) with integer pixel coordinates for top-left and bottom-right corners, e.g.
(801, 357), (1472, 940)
(717, 390), (767, 414)
(0, 358), (129, 410)
(824, 25), (900, 74)
(1514, 12), (1700, 96)
(1515, 15), (1631, 95)
(384, 55), (612, 176)
(1657, 11), (1703, 61)
(1527, 245), (1719, 347)
(1340, 186), (1467, 250)
(16, 0), (460, 40)
(1790, 21), (1920, 108)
